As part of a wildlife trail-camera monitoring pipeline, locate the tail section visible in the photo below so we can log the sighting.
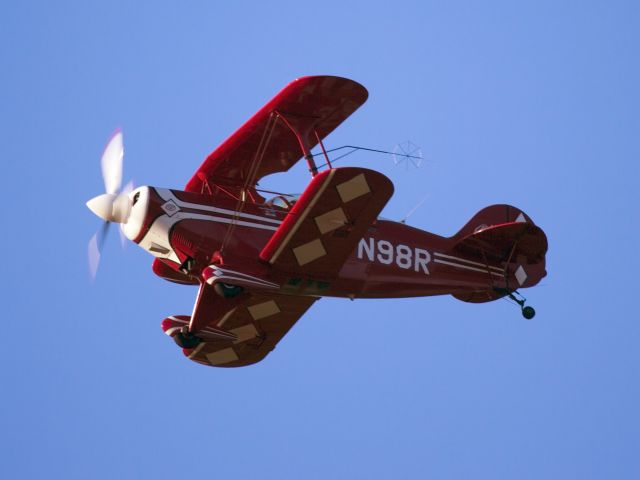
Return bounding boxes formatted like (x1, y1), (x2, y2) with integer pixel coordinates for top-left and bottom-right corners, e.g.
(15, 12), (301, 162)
(450, 205), (547, 304)
(452, 204), (534, 240)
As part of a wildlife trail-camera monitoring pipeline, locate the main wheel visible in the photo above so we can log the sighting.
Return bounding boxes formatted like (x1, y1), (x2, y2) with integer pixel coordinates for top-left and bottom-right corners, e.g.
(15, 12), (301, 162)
(214, 282), (243, 298)
(173, 331), (202, 349)
(522, 306), (536, 320)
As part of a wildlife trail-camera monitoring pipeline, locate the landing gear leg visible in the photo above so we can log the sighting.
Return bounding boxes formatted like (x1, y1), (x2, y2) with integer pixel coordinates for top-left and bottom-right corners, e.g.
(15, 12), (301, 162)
(507, 291), (536, 320)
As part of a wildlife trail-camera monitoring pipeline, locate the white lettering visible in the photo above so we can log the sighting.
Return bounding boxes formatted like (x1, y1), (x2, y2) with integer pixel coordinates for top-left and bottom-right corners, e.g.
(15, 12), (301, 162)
(415, 248), (431, 274)
(358, 237), (375, 261)
(357, 237), (431, 275)
(377, 240), (393, 264)
(396, 244), (412, 269)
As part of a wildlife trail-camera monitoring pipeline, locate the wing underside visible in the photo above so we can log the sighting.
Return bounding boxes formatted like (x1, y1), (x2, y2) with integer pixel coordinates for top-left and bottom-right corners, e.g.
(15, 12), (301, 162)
(162, 293), (317, 367)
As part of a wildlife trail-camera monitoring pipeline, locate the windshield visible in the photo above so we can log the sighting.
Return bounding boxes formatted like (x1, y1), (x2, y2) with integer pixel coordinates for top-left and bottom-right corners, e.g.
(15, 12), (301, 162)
(265, 194), (301, 211)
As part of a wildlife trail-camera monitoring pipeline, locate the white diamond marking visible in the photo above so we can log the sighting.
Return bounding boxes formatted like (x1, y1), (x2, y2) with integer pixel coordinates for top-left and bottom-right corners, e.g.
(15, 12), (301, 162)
(515, 213), (526, 223)
(162, 200), (179, 217)
(515, 265), (528, 286)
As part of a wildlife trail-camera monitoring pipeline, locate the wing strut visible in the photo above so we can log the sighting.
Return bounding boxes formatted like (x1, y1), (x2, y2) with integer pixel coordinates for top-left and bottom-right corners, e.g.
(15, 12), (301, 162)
(188, 282), (242, 336)
(276, 111), (321, 177)
(219, 113), (279, 254)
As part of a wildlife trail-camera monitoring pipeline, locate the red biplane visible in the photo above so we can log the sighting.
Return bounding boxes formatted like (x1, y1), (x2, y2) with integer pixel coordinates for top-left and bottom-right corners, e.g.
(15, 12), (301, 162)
(87, 76), (548, 368)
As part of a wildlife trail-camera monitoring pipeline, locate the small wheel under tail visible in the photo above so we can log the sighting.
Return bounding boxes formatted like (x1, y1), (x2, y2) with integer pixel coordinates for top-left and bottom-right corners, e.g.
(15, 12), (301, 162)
(522, 306), (536, 320)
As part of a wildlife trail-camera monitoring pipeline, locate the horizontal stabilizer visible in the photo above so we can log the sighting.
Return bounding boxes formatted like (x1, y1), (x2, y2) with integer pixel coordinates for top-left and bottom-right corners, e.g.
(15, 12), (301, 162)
(454, 222), (547, 264)
(453, 204), (536, 240)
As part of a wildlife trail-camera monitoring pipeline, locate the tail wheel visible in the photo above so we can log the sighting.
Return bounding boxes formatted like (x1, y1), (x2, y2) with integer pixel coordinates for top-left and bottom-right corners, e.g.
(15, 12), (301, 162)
(522, 306), (536, 320)
(506, 290), (536, 320)
(214, 282), (244, 298)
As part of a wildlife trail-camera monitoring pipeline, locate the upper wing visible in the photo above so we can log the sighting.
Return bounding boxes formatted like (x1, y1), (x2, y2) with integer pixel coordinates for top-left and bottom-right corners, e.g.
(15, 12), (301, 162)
(185, 76), (368, 192)
(162, 292), (318, 367)
(259, 167), (394, 278)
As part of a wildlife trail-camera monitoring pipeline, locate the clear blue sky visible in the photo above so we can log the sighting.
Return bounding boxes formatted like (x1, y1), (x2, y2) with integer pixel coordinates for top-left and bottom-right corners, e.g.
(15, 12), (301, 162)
(1, 1), (639, 478)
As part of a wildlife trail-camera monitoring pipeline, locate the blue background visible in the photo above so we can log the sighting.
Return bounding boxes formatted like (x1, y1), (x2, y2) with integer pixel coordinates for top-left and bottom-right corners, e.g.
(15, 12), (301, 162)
(1, 1), (639, 478)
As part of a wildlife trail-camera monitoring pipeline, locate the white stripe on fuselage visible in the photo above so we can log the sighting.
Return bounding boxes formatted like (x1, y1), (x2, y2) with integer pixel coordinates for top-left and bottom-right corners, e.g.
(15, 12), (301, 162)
(433, 252), (503, 273)
(139, 209), (278, 264)
(155, 188), (283, 225)
(170, 212), (279, 231)
(433, 257), (504, 277)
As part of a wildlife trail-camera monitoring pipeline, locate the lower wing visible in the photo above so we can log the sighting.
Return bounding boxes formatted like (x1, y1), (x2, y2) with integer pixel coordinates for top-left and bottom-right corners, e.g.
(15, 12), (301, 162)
(162, 292), (317, 367)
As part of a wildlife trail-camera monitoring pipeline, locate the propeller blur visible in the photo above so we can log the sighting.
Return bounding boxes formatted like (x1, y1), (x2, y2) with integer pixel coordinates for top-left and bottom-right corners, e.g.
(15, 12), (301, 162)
(86, 130), (134, 278)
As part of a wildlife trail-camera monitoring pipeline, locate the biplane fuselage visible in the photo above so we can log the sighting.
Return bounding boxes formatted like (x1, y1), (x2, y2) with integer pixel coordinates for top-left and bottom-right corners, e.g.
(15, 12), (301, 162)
(124, 185), (546, 301)
(89, 75), (548, 368)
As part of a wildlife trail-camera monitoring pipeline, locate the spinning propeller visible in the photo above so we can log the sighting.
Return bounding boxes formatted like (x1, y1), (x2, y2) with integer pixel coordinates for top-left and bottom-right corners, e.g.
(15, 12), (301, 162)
(86, 130), (134, 279)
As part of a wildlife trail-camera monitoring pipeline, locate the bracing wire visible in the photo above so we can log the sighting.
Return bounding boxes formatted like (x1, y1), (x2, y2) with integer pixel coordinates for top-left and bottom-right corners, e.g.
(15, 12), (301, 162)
(311, 145), (422, 170)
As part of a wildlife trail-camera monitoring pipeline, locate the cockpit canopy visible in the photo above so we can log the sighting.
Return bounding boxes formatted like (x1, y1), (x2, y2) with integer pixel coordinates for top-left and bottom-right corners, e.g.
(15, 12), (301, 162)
(265, 194), (301, 211)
